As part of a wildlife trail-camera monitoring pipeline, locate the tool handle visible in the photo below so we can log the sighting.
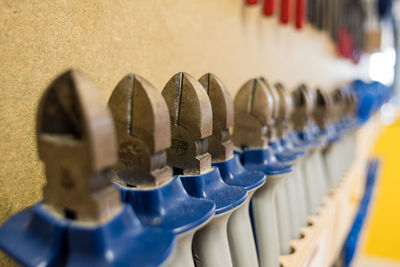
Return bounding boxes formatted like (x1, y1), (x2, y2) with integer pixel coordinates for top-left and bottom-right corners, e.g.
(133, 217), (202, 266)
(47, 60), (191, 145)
(280, 0), (291, 24)
(165, 233), (196, 267)
(192, 213), (233, 267)
(251, 178), (282, 267)
(263, 0), (275, 16)
(295, 0), (305, 29)
(227, 194), (259, 267)
(245, 0), (258, 5)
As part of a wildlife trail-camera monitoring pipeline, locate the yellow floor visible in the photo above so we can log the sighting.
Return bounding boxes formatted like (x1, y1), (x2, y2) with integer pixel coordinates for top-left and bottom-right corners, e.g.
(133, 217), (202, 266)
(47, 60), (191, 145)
(361, 114), (400, 262)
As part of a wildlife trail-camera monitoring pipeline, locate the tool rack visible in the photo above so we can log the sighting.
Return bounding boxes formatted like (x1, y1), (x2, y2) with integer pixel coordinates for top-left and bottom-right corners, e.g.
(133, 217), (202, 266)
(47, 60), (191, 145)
(0, 1), (387, 266)
(280, 115), (382, 267)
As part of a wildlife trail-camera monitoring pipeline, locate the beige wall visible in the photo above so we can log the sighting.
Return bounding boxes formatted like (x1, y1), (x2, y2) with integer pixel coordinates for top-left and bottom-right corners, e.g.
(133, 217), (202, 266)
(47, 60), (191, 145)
(0, 0), (368, 264)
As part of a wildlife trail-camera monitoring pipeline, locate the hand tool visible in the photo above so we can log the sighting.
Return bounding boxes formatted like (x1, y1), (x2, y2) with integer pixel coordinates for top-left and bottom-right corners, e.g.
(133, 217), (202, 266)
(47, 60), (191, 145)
(259, 78), (303, 255)
(320, 88), (343, 191)
(37, 71), (122, 223)
(280, 0), (291, 24)
(162, 72), (247, 267)
(199, 73), (266, 267)
(323, 88), (359, 193)
(302, 87), (330, 201)
(329, 88), (349, 185)
(261, 78), (304, 163)
(311, 88), (338, 192)
(295, 0), (305, 29)
(108, 74), (215, 267)
(307, 0), (315, 26)
(0, 70), (176, 267)
(323, 0), (334, 36)
(314, 0), (324, 30)
(275, 83), (308, 240)
(341, 90), (359, 169)
(245, 0), (259, 5)
(263, 0), (276, 16)
(290, 84), (326, 216)
(329, 0), (340, 41)
(337, 0), (356, 59)
(342, 90), (358, 170)
(233, 78), (292, 267)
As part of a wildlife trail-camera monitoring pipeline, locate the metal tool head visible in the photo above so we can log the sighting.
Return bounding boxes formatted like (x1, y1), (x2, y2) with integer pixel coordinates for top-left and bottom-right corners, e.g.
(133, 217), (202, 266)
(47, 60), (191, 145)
(342, 90), (358, 118)
(291, 84), (313, 131)
(198, 73), (234, 162)
(348, 91), (359, 118)
(108, 74), (173, 188)
(274, 83), (293, 137)
(312, 88), (332, 130)
(331, 88), (345, 122)
(37, 70), (122, 223)
(259, 77), (281, 141)
(232, 78), (274, 149)
(162, 72), (213, 175)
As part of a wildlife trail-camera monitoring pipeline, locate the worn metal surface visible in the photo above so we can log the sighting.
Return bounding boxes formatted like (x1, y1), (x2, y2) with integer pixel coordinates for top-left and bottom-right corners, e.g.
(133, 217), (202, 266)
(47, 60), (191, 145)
(331, 88), (346, 123)
(344, 90), (359, 119)
(162, 72), (213, 175)
(274, 83), (293, 138)
(259, 77), (280, 141)
(199, 73), (234, 162)
(108, 74), (173, 188)
(349, 91), (359, 118)
(291, 84), (314, 131)
(37, 70), (122, 223)
(313, 88), (332, 130)
(232, 78), (274, 149)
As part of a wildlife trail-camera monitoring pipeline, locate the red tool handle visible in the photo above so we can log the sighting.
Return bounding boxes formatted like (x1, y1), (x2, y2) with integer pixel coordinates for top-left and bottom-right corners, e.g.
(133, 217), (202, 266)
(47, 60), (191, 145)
(295, 0), (305, 29)
(263, 0), (275, 15)
(280, 0), (291, 24)
(245, 0), (259, 5)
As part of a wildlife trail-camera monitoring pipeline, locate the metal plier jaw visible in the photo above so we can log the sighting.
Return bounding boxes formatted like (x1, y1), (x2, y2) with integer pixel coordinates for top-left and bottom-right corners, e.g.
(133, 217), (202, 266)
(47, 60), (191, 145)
(259, 77), (280, 141)
(346, 90), (358, 119)
(312, 88), (332, 130)
(37, 70), (122, 223)
(108, 74), (173, 188)
(232, 78), (274, 149)
(291, 84), (314, 131)
(331, 88), (346, 123)
(351, 91), (359, 118)
(199, 73), (234, 162)
(162, 72), (213, 176)
(274, 83), (293, 138)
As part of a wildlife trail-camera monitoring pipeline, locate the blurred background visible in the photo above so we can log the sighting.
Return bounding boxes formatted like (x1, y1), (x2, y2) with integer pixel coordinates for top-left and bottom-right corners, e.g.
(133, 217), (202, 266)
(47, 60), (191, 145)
(349, 0), (400, 266)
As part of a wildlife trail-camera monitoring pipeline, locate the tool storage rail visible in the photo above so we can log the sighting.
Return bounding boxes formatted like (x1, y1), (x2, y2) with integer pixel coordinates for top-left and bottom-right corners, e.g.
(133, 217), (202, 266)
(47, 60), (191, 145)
(0, 68), (387, 267)
(279, 115), (382, 267)
(0, 1), (391, 267)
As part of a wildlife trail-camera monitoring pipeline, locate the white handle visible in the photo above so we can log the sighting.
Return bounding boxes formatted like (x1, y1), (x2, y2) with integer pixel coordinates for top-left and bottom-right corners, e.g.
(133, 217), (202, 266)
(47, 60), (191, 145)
(332, 141), (343, 185)
(227, 191), (259, 267)
(323, 145), (336, 190)
(192, 211), (233, 267)
(314, 150), (329, 199)
(164, 231), (196, 267)
(301, 152), (321, 215)
(307, 151), (327, 208)
(284, 164), (306, 239)
(275, 176), (292, 255)
(251, 176), (283, 267)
